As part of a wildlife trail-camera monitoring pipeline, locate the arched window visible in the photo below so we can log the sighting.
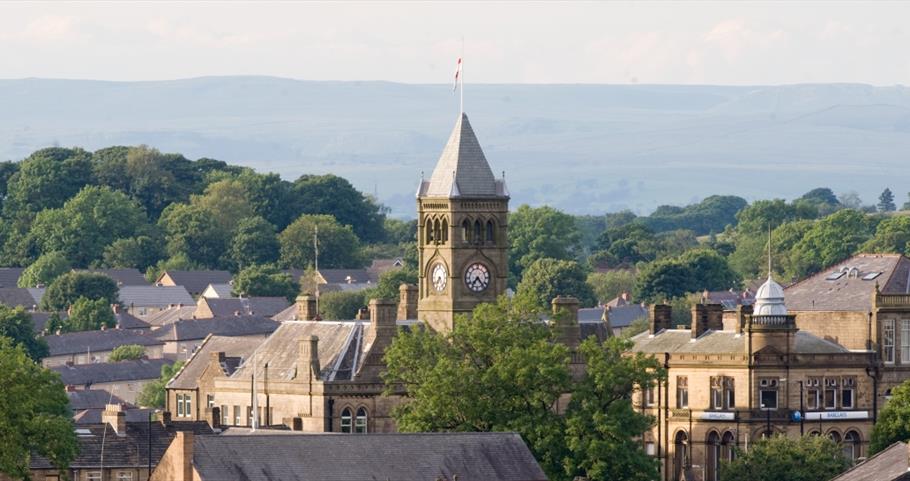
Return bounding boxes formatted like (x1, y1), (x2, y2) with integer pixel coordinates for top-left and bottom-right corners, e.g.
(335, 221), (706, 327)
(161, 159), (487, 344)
(433, 219), (441, 244)
(486, 220), (495, 243)
(473, 220), (482, 243)
(462, 219), (471, 243)
(426, 218), (434, 243)
(340, 408), (352, 433)
(807, 430), (821, 437)
(674, 431), (688, 481)
(828, 431), (842, 443)
(441, 219), (449, 243)
(706, 432), (720, 481)
(720, 431), (735, 463)
(355, 407), (368, 434)
(843, 431), (861, 462)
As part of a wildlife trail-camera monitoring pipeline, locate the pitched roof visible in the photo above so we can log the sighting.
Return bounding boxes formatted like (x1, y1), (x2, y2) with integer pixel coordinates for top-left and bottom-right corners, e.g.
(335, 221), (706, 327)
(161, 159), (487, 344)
(631, 329), (850, 355)
(67, 389), (130, 410)
(52, 358), (173, 385)
(0, 267), (23, 288)
(419, 113), (506, 199)
(199, 297), (290, 318)
(830, 441), (910, 481)
(29, 421), (214, 470)
(191, 432), (547, 481)
(167, 335), (265, 390)
(120, 285), (195, 308)
(45, 328), (163, 356)
(785, 254), (910, 311)
(31, 311), (67, 334)
(115, 310), (152, 330)
(159, 270), (232, 295)
(317, 268), (376, 285)
(73, 407), (153, 425)
(0, 287), (40, 309)
(143, 306), (197, 327)
(201, 283), (234, 298)
(604, 304), (650, 328)
(78, 268), (148, 286)
(229, 321), (369, 382)
(153, 316), (278, 342)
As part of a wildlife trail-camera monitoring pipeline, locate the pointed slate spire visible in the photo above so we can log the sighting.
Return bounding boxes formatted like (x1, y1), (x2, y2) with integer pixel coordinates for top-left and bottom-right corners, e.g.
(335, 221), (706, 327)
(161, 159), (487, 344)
(422, 113), (502, 198)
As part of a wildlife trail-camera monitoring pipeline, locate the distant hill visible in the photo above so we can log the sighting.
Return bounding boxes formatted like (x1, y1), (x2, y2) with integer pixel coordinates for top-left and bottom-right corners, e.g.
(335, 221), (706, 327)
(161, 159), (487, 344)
(1, 77), (909, 216)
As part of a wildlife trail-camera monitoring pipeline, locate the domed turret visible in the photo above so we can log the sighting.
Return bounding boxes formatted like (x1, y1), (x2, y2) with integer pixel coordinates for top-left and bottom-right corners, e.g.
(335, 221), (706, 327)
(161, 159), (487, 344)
(753, 275), (787, 316)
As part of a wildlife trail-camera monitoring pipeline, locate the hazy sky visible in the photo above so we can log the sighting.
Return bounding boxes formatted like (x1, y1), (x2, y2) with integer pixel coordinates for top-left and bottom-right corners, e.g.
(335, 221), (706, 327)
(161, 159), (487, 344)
(1, 1), (909, 85)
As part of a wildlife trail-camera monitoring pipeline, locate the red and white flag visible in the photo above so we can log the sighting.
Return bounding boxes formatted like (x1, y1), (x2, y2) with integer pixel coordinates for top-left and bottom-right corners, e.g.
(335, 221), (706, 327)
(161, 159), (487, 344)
(453, 57), (462, 92)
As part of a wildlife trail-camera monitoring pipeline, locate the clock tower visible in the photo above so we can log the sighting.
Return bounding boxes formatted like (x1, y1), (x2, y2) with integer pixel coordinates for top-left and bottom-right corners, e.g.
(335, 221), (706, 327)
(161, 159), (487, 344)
(416, 113), (509, 333)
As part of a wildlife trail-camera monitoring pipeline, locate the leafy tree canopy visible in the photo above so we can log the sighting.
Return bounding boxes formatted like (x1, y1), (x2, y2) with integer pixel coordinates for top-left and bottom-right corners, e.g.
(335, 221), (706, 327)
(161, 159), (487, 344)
(0, 306), (48, 361)
(294, 174), (386, 244)
(318, 290), (367, 320)
(587, 270), (637, 305)
(232, 264), (299, 302)
(4, 147), (93, 216)
(363, 268), (418, 302)
(136, 361), (184, 409)
(158, 202), (230, 269)
(861, 215), (910, 256)
(64, 297), (116, 333)
(227, 216), (280, 270)
(879, 188), (897, 212)
(109, 344), (146, 362)
(18, 251), (71, 288)
(0, 338), (77, 480)
(798, 187), (840, 207)
(509, 205), (581, 284)
(279, 214), (365, 269)
(720, 435), (849, 481)
(871, 380), (910, 454)
(635, 249), (740, 302)
(40, 271), (119, 311)
(789, 209), (877, 278)
(638, 195), (747, 236)
(103, 235), (165, 271)
(517, 258), (597, 309)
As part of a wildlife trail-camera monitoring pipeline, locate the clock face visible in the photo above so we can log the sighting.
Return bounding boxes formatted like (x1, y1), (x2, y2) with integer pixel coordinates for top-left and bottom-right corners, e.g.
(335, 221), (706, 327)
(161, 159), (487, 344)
(464, 263), (490, 292)
(432, 263), (447, 292)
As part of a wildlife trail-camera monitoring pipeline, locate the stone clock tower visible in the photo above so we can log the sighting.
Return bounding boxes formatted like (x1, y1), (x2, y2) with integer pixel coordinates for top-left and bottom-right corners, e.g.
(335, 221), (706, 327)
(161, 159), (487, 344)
(416, 113), (509, 333)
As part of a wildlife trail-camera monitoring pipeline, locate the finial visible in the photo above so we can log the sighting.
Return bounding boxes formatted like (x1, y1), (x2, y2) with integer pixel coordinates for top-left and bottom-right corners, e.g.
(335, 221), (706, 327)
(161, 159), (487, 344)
(767, 224), (773, 279)
(502, 170), (506, 180)
(420, 170), (424, 181)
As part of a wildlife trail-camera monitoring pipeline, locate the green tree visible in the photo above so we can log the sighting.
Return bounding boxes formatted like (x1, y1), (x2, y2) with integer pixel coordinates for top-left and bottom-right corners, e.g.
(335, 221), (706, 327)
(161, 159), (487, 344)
(293, 174), (386, 244)
(18, 251), (71, 288)
(594, 223), (659, 268)
(639, 195), (747, 235)
(121, 146), (201, 219)
(318, 290), (367, 320)
(234, 171), (299, 230)
(4, 147), (93, 216)
(190, 178), (255, 233)
(870, 380), (910, 453)
(136, 361), (184, 408)
(29, 185), (148, 266)
(517, 258), (597, 308)
(735, 199), (815, 235)
(40, 271), (119, 311)
(720, 435), (849, 481)
(861, 215), (910, 255)
(0, 338), (77, 480)
(279, 214), (365, 269)
(0, 306), (48, 361)
(109, 344), (146, 362)
(587, 270), (637, 304)
(383, 218), (417, 244)
(798, 187), (840, 207)
(790, 209), (876, 278)
(563, 337), (665, 481)
(158, 203), (229, 269)
(509, 205), (581, 283)
(227, 216), (280, 269)
(65, 297), (116, 332)
(145, 253), (200, 283)
(232, 264), (299, 301)
(102, 235), (165, 271)
(383, 296), (571, 477)
(363, 268), (418, 301)
(879, 188), (897, 212)
(635, 249), (740, 302)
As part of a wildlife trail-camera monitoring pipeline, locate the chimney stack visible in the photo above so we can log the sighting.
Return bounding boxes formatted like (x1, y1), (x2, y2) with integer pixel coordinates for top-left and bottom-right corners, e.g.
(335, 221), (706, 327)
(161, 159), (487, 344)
(691, 303), (724, 338)
(102, 403), (126, 435)
(296, 295), (318, 321)
(649, 305), (672, 334)
(551, 296), (581, 348)
(397, 283), (418, 320)
(297, 336), (320, 382)
(176, 431), (194, 481)
(358, 299), (397, 378)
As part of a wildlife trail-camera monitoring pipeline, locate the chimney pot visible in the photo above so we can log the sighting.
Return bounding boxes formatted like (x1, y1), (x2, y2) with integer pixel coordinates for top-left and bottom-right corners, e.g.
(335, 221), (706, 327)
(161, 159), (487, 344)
(296, 295), (318, 321)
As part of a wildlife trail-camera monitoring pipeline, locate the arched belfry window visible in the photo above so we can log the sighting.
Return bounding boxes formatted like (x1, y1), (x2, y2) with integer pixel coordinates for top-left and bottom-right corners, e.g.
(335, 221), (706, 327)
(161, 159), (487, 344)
(486, 220), (495, 243)
(340, 408), (352, 433)
(473, 220), (482, 244)
(462, 219), (471, 243)
(426, 218), (434, 244)
(355, 407), (368, 433)
(441, 218), (449, 243)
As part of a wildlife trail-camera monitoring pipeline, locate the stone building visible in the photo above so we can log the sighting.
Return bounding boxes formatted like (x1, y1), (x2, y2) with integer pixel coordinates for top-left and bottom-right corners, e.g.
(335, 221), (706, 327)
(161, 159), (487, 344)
(633, 273), (877, 481)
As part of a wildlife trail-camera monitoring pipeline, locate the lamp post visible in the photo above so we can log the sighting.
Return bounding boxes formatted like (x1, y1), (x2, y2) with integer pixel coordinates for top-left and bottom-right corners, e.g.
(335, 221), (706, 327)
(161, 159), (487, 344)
(798, 380), (805, 436)
(761, 403), (771, 438)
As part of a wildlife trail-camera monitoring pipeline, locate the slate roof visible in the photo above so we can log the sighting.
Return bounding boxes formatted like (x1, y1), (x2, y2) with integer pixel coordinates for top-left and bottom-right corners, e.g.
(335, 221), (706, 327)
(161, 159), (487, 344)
(45, 328), (163, 356)
(153, 316), (279, 342)
(120, 285), (195, 308)
(631, 329), (850, 355)
(603, 304), (649, 328)
(0, 287), (40, 308)
(78, 268), (148, 286)
(167, 335), (264, 390)
(785, 254), (910, 311)
(29, 421), (214, 470)
(115, 310), (151, 330)
(419, 113), (507, 199)
(52, 358), (173, 386)
(31, 311), (67, 333)
(230, 321), (370, 383)
(0, 267), (23, 288)
(271, 303), (300, 322)
(27, 287), (44, 305)
(143, 306), (197, 327)
(160, 270), (232, 295)
(829, 441), (910, 481)
(202, 283), (234, 298)
(68, 389), (130, 410)
(317, 268), (376, 285)
(192, 432), (547, 481)
(199, 297), (290, 318)
(73, 407), (153, 425)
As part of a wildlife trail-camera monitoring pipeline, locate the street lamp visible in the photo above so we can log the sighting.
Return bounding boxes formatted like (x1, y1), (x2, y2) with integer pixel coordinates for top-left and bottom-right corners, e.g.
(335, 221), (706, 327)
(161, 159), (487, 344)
(761, 403), (771, 438)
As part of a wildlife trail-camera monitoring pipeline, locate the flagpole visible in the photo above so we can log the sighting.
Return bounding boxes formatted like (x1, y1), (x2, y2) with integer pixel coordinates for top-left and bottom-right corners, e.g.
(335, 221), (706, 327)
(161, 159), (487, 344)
(460, 36), (464, 115)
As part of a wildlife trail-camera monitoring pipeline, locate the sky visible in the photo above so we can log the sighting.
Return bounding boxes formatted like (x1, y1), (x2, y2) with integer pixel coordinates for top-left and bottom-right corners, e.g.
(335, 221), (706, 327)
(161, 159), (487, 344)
(1, 1), (909, 85)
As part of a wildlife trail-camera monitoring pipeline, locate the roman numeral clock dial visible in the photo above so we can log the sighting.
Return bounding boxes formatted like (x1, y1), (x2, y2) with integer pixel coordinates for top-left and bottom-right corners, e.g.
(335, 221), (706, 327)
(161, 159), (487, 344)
(464, 263), (490, 292)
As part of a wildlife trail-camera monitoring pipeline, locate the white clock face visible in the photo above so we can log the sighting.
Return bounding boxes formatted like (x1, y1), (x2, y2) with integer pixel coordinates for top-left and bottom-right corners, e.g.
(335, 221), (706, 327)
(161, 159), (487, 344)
(432, 263), (447, 292)
(464, 263), (490, 292)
